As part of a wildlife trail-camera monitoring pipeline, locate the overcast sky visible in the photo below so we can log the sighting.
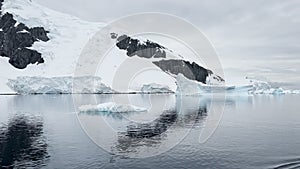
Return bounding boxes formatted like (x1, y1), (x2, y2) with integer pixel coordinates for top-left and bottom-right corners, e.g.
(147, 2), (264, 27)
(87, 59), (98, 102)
(37, 0), (300, 87)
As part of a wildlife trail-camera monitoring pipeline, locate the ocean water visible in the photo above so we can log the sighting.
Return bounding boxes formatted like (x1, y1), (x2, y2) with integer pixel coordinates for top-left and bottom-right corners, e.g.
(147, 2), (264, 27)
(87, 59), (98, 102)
(0, 94), (300, 169)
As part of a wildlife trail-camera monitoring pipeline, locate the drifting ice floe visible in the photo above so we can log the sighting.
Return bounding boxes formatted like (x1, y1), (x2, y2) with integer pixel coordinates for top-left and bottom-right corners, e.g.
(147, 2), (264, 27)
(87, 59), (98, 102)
(79, 102), (147, 113)
(7, 76), (114, 94)
(141, 83), (174, 94)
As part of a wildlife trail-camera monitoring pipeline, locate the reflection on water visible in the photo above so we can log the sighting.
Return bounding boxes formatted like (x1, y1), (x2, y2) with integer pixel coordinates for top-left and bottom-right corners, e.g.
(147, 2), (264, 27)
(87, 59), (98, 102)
(125, 109), (178, 138)
(0, 114), (48, 168)
(76, 94), (218, 157)
(114, 98), (208, 154)
(116, 110), (178, 153)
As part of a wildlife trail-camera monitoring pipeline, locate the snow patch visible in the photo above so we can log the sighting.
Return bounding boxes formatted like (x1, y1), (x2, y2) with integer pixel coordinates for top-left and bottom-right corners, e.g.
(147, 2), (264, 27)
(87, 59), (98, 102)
(7, 76), (115, 94)
(79, 102), (147, 113)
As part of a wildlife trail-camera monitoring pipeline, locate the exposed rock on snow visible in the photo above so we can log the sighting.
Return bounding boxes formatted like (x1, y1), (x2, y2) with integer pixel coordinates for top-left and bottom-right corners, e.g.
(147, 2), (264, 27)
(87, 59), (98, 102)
(7, 76), (115, 94)
(115, 34), (166, 58)
(0, 0), (50, 69)
(79, 102), (147, 113)
(153, 59), (224, 84)
(111, 34), (225, 85)
(141, 83), (173, 93)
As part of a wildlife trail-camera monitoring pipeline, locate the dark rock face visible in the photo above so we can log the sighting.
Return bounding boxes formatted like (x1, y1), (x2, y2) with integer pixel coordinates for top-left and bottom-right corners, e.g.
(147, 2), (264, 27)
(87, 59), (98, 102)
(0, 0), (49, 69)
(115, 34), (166, 58)
(153, 59), (218, 84)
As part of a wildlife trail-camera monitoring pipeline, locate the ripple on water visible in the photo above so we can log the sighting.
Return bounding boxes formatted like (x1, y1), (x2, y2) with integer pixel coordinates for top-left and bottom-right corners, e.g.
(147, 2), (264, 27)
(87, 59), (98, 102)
(272, 158), (300, 169)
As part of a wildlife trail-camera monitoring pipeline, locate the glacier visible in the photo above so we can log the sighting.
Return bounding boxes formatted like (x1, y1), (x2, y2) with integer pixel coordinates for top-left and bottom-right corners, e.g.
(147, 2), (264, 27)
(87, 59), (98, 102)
(79, 102), (147, 113)
(140, 83), (174, 94)
(7, 76), (115, 94)
(8, 75), (298, 95)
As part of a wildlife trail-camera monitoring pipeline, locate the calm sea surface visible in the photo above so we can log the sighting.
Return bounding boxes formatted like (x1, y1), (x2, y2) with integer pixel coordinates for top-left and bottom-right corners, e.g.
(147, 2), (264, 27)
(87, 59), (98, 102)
(0, 94), (300, 169)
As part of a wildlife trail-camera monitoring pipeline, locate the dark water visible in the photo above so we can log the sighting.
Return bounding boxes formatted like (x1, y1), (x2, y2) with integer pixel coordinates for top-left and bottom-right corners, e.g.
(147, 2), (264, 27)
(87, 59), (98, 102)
(0, 94), (300, 169)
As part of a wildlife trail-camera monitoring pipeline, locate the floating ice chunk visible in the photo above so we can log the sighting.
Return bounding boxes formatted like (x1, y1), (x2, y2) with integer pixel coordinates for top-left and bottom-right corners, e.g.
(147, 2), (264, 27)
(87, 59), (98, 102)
(140, 83), (173, 94)
(7, 76), (115, 94)
(79, 102), (147, 113)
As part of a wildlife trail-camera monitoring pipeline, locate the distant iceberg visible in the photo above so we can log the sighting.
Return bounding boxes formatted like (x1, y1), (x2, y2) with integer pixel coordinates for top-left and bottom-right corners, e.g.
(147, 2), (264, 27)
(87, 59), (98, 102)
(175, 74), (251, 95)
(176, 74), (300, 95)
(247, 77), (300, 95)
(79, 102), (147, 113)
(140, 83), (174, 94)
(7, 76), (115, 94)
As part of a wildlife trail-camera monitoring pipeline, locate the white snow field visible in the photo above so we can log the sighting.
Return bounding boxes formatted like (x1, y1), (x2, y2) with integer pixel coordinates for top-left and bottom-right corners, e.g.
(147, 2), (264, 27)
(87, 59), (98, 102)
(78, 102), (147, 113)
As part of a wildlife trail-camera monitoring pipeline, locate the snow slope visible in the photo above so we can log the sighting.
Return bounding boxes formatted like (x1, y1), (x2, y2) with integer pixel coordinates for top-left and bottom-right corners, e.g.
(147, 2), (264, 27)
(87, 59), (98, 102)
(0, 0), (104, 93)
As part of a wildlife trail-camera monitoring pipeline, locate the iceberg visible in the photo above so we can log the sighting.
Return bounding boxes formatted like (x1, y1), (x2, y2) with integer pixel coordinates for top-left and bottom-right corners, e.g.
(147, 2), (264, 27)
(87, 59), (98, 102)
(78, 102), (147, 113)
(7, 76), (115, 94)
(247, 77), (300, 95)
(175, 74), (251, 95)
(176, 74), (300, 95)
(140, 83), (174, 94)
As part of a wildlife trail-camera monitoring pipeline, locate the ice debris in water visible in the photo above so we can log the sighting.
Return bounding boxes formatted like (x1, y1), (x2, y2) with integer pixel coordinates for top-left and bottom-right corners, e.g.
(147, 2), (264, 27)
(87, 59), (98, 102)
(78, 102), (147, 113)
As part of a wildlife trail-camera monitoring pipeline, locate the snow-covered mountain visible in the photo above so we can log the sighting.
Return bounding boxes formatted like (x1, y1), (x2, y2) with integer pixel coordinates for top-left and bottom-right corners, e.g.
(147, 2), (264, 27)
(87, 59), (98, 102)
(0, 0), (226, 94)
(0, 0), (104, 93)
